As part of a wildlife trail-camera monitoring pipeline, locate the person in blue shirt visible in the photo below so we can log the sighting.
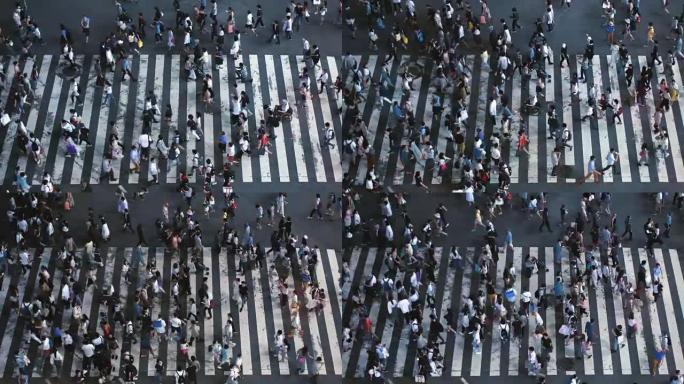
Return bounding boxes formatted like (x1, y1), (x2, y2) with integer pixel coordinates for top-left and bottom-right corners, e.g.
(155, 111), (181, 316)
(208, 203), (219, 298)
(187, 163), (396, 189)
(392, 101), (404, 121)
(504, 229), (514, 252)
(553, 240), (563, 265)
(665, 212), (673, 237)
(15, 171), (29, 194)
(217, 131), (228, 153)
(121, 56), (137, 82)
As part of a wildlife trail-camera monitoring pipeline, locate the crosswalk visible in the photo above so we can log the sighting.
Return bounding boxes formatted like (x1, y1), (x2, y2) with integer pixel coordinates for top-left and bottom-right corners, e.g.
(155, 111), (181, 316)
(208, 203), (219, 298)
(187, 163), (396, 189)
(0, 54), (342, 186)
(342, 54), (684, 185)
(0, 247), (341, 377)
(341, 246), (684, 378)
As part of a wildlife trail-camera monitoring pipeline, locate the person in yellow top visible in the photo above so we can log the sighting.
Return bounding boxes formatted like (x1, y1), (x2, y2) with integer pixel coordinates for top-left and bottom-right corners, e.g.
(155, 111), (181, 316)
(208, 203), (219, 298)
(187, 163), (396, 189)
(670, 79), (679, 102)
(647, 22), (656, 45)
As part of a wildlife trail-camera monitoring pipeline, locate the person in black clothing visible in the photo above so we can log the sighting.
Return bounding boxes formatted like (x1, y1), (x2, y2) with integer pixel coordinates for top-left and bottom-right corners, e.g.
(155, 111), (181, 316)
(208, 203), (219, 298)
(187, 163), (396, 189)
(122, 357), (138, 381)
(284, 216), (293, 238)
(269, 20), (281, 44)
(637, 260), (647, 293)
(154, 359), (165, 383)
(429, 314), (446, 344)
(539, 207), (552, 232)
(622, 215), (633, 240)
(651, 42), (662, 66)
(541, 333), (553, 365)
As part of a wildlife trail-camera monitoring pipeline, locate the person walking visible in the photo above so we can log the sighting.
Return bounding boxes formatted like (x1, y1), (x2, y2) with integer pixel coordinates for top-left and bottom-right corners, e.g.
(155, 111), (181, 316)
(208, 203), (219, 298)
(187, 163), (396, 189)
(581, 155), (601, 183)
(653, 348), (667, 375)
(121, 55), (137, 82)
(601, 148), (620, 176)
(611, 325), (624, 352)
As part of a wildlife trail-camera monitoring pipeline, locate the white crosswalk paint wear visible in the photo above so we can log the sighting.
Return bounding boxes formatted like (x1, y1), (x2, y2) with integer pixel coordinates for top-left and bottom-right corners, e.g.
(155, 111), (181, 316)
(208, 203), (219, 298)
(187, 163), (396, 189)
(262, 56), (284, 182)
(117, 249), (134, 374)
(319, 58), (343, 183)
(653, 249), (684, 372)
(621, 248), (650, 374)
(638, 55), (668, 182)
(1, 57), (40, 182)
(591, 55), (613, 183)
(606, 55), (632, 183)
(376, 55), (405, 184)
(639, 248), (668, 374)
(353, 56), (379, 186)
(592, 251), (613, 374)
(69, 58), (98, 185)
(559, 60), (576, 183)
(507, 247), (523, 376)
(665, 249), (684, 372)
(147, 55), (165, 184)
(237, 261), (252, 375)
(233, 54), (254, 182)
(278, 56), (308, 182)
(543, 247), (557, 375)
(217, 59), (232, 183)
(249, 55), (280, 182)
(186, 58), (200, 184)
(452, 249), (473, 376)
(0, 247), (52, 374)
(51, 56), (86, 184)
(250, 252), (271, 375)
(356, 249), (387, 377)
(280, 57), (308, 181)
(166, 55), (181, 183)
(128, 55), (150, 184)
(526, 68), (539, 183)
(663, 61), (684, 182)
(396, 57), (425, 185)
(297, 55), (327, 182)
(316, 249), (342, 375)
(508, 66), (521, 184)
(31, 59), (67, 185)
(545, 56), (557, 183)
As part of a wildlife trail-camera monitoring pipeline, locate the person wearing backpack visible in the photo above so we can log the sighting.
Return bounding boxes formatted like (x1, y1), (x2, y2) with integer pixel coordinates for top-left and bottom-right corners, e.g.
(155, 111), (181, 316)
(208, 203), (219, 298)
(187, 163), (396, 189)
(323, 122), (336, 149)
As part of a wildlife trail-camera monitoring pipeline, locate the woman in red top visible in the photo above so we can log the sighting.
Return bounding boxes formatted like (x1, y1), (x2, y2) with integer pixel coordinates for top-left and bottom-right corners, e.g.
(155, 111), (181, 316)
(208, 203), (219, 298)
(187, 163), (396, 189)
(258, 133), (272, 155)
(517, 130), (530, 156)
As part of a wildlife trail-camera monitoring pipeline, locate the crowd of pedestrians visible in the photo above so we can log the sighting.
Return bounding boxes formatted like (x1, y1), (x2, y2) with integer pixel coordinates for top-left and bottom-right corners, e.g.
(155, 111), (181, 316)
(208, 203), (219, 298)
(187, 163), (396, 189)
(341, 0), (684, 193)
(343, 186), (683, 382)
(0, 1), (345, 383)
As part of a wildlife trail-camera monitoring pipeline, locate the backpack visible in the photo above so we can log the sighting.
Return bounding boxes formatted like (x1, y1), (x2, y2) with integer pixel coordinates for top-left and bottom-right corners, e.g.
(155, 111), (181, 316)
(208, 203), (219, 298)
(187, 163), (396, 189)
(344, 141), (354, 154)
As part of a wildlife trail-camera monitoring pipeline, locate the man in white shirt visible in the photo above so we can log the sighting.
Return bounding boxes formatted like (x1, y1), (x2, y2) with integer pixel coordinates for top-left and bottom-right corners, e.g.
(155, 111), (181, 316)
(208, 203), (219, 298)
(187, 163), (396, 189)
(138, 133), (151, 160)
(81, 342), (95, 369)
(601, 148), (620, 176)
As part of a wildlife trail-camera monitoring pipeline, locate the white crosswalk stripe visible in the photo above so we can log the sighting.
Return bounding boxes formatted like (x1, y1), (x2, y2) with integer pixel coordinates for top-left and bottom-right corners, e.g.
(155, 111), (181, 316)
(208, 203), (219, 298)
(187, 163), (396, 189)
(343, 246), (684, 379)
(0, 55), (340, 185)
(342, 54), (684, 185)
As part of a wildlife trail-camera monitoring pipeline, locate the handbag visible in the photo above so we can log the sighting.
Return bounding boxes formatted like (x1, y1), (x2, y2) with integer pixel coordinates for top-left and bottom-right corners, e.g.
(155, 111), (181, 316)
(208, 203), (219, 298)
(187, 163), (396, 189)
(401, 34), (409, 45)
(479, 14), (487, 24)
(227, 22), (235, 33)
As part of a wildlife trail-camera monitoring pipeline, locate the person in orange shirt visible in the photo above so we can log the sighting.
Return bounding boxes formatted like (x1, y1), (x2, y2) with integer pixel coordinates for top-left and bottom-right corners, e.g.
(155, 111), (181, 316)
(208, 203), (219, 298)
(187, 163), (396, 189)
(516, 129), (530, 156)
(647, 22), (656, 46)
